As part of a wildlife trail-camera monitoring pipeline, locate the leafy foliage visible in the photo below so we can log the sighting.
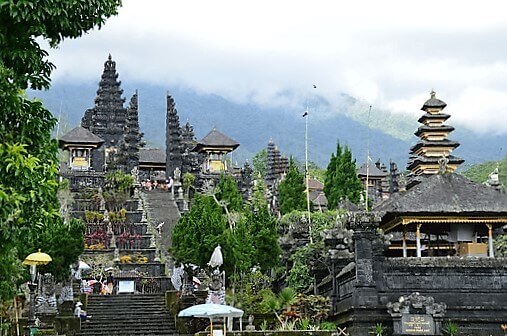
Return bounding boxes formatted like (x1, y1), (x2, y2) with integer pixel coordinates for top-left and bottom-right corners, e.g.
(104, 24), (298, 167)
(369, 322), (386, 336)
(215, 174), (243, 212)
(172, 194), (227, 267)
(292, 294), (330, 325)
(252, 149), (267, 178)
(0, 0), (121, 91)
(283, 211), (344, 292)
(231, 270), (275, 314)
(442, 321), (459, 336)
(251, 176), (268, 211)
(495, 234), (507, 257)
(183, 172), (195, 196)
(323, 142), (363, 208)
(246, 206), (281, 272)
(33, 219), (86, 282)
(103, 170), (134, 210)
(172, 187), (282, 281)
(105, 170), (134, 192)
(278, 157), (307, 215)
(0, 0), (121, 301)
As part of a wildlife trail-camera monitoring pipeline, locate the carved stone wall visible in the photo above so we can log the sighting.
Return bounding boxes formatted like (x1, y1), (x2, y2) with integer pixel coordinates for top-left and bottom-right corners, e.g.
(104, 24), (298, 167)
(331, 211), (507, 336)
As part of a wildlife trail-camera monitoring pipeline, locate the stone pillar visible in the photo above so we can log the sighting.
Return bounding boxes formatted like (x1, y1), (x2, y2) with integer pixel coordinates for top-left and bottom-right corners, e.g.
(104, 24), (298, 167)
(402, 225), (407, 258)
(416, 224), (422, 258)
(347, 212), (382, 336)
(486, 224), (494, 258)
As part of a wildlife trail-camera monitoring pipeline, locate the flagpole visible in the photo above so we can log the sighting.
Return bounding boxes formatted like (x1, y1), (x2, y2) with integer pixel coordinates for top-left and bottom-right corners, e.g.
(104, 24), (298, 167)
(365, 105), (372, 211)
(305, 104), (311, 240)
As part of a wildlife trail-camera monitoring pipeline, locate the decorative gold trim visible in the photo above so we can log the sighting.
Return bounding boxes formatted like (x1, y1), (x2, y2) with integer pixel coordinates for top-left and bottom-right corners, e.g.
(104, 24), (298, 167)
(383, 216), (507, 232)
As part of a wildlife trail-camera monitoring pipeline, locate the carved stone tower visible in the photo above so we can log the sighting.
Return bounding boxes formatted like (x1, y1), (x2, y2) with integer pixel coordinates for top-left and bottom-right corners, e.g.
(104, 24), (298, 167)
(81, 55), (129, 171)
(117, 90), (144, 172)
(165, 94), (183, 179)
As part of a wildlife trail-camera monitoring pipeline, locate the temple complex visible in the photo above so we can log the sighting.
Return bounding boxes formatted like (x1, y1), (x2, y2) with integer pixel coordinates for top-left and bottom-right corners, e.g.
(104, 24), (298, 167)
(53, 55), (507, 336)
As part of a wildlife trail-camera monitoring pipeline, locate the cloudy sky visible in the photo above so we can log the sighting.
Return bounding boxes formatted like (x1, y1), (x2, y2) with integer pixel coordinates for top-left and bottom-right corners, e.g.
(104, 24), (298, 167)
(48, 0), (507, 135)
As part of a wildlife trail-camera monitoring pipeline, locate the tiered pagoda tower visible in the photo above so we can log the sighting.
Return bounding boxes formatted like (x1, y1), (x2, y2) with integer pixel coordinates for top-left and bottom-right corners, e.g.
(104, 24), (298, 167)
(406, 91), (464, 186)
(165, 94), (183, 179)
(265, 139), (288, 186)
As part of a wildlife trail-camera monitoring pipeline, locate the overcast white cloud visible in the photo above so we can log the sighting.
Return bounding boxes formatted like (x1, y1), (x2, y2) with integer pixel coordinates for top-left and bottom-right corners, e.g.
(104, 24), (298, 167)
(48, 0), (507, 134)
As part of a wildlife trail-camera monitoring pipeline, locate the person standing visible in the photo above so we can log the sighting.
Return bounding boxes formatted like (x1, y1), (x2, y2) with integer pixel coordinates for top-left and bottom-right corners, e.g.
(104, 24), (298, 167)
(106, 272), (115, 295)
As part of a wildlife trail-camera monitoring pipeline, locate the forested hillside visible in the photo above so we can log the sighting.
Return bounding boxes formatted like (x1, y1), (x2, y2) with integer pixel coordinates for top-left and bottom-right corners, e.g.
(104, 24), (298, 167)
(463, 155), (507, 186)
(30, 81), (507, 169)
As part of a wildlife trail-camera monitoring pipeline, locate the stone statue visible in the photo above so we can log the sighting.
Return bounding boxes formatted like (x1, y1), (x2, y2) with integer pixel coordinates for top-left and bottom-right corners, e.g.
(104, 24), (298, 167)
(36, 273), (58, 314)
(58, 283), (74, 304)
(206, 269), (225, 304)
(246, 315), (255, 330)
(131, 166), (139, 183)
(174, 167), (181, 183)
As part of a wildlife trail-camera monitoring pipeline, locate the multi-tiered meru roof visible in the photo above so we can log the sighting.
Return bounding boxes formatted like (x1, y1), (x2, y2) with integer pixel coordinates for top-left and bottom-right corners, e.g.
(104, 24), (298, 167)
(407, 91), (464, 187)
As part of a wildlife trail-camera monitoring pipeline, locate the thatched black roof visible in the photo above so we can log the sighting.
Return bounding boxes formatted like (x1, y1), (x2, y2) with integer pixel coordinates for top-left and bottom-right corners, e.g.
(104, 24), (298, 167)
(357, 163), (387, 177)
(139, 148), (165, 164)
(59, 126), (104, 148)
(194, 127), (239, 152)
(374, 173), (507, 215)
(417, 113), (451, 123)
(410, 140), (460, 151)
(414, 125), (455, 137)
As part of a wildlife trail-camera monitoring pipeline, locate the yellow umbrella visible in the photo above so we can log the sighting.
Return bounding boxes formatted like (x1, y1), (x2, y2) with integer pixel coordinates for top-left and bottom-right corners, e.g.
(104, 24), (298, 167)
(22, 249), (52, 266)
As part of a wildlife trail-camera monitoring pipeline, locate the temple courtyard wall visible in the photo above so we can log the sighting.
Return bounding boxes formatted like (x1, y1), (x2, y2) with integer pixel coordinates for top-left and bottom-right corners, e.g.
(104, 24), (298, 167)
(333, 253), (507, 335)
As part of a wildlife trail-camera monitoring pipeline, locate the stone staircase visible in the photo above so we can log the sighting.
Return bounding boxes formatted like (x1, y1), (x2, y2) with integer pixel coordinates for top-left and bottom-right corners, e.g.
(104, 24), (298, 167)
(142, 189), (181, 268)
(77, 294), (175, 336)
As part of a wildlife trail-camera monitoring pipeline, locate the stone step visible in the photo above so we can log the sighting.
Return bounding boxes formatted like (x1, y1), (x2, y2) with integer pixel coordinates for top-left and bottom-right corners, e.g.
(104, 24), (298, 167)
(77, 293), (175, 336)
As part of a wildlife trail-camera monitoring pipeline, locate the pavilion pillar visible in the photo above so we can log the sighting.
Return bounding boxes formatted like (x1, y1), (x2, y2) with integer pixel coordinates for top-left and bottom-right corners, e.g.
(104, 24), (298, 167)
(416, 224), (422, 258)
(402, 225), (407, 258)
(486, 224), (494, 258)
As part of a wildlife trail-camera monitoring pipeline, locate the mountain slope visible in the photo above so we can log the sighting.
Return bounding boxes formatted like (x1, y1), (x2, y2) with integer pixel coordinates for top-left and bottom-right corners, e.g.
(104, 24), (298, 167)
(30, 81), (506, 169)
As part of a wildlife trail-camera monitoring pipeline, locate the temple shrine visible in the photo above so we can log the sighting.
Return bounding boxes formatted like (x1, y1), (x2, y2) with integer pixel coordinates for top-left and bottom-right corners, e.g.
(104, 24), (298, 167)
(193, 127), (240, 174)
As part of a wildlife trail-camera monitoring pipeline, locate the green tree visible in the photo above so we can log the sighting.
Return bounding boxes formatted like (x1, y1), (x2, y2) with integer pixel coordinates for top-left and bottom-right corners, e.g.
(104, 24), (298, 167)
(215, 174), (243, 212)
(33, 219), (86, 282)
(223, 217), (254, 275)
(324, 142), (363, 208)
(251, 176), (268, 211)
(278, 157), (307, 215)
(171, 194), (227, 267)
(0, 0), (121, 301)
(247, 206), (281, 272)
(252, 149), (267, 178)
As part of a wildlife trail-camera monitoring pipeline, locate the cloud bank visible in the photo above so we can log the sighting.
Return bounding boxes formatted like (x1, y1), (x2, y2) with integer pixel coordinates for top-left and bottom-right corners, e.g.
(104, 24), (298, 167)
(47, 0), (507, 134)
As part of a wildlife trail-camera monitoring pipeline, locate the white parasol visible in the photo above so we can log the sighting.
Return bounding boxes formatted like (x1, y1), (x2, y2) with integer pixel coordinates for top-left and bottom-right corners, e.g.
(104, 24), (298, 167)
(78, 261), (91, 270)
(208, 245), (223, 268)
(178, 303), (244, 334)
